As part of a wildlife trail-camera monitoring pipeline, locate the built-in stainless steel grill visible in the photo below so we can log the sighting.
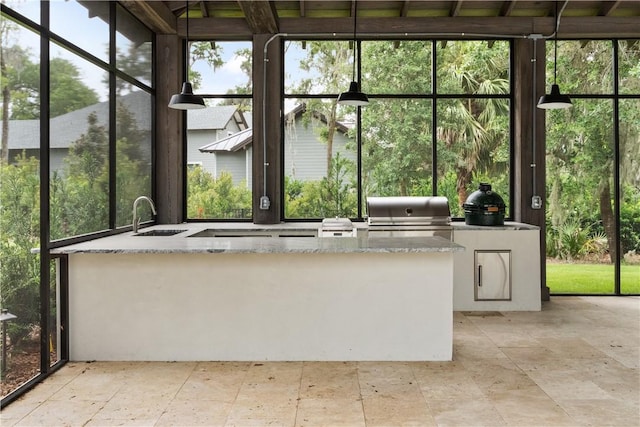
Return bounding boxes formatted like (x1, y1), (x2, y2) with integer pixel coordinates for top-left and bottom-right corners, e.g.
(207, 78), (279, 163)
(365, 196), (452, 240)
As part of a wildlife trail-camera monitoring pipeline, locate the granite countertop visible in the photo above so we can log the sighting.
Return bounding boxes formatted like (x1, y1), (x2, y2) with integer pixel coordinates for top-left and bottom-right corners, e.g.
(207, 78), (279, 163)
(50, 223), (463, 255)
(451, 221), (539, 231)
(49, 221), (538, 255)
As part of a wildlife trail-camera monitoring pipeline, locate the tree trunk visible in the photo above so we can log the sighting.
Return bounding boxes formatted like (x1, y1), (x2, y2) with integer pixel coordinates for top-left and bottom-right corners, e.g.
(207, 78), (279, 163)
(456, 167), (471, 208)
(326, 104), (338, 176)
(599, 180), (617, 264)
(1, 72), (9, 164)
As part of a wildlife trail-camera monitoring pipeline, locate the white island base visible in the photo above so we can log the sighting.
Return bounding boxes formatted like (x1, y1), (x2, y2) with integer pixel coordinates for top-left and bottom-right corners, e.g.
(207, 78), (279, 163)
(68, 251), (454, 362)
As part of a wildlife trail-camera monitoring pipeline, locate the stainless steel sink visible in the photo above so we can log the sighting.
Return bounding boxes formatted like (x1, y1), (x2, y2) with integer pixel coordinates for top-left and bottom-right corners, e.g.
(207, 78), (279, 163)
(188, 229), (317, 238)
(135, 229), (186, 236)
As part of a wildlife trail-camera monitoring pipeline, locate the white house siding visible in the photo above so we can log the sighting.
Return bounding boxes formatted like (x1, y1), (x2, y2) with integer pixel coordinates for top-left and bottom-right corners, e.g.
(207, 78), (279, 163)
(216, 151), (250, 186)
(187, 129), (223, 172)
(284, 118), (355, 182)
(187, 121), (243, 175)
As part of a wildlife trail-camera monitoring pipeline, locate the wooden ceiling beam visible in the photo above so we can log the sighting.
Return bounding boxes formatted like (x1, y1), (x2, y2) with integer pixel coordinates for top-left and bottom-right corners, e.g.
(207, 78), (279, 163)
(119, 0), (177, 34)
(237, 0), (279, 33)
(182, 16), (640, 39)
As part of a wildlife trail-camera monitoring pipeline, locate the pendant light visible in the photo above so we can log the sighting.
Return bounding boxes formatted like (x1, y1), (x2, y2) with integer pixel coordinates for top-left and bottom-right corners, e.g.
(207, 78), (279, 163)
(537, 2), (572, 110)
(337, 2), (369, 106)
(169, 1), (205, 110)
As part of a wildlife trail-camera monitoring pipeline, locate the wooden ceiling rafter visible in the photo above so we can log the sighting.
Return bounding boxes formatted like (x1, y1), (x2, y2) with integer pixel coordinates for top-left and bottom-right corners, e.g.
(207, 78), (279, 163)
(599, 1), (622, 16)
(450, 1), (464, 17)
(237, 0), (279, 34)
(499, 1), (516, 17)
(119, 0), (177, 34)
(400, 1), (411, 17)
(299, 0), (306, 18)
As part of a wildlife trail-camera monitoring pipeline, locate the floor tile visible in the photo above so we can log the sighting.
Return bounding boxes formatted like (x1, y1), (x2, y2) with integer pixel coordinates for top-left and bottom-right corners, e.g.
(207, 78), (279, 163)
(294, 398), (365, 427)
(428, 398), (506, 426)
(362, 395), (436, 427)
(156, 399), (233, 426)
(300, 362), (359, 399)
(1, 297), (638, 427)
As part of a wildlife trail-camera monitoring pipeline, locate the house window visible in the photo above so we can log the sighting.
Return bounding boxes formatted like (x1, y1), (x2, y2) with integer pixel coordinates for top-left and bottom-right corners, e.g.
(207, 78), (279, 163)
(283, 40), (512, 220)
(185, 41), (253, 220)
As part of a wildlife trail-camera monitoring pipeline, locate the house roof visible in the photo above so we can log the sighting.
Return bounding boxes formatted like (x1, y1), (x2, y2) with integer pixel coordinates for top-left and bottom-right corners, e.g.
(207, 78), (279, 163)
(5, 97), (246, 150)
(187, 105), (246, 130)
(199, 103), (349, 153)
(199, 127), (253, 153)
(4, 91), (152, 150)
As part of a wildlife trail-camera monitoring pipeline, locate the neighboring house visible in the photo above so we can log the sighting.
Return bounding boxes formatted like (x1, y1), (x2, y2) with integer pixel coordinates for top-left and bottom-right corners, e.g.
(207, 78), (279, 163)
(3, 91), (152, 174)
(3, 97), (248, 182)
(186, 106), (249, 174)
(198, 127), (253, 187)
(199, 104), (354, 186)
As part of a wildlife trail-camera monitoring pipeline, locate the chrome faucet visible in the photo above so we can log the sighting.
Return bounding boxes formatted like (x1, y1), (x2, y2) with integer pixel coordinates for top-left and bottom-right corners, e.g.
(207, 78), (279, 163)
(132, 196), (157, 233)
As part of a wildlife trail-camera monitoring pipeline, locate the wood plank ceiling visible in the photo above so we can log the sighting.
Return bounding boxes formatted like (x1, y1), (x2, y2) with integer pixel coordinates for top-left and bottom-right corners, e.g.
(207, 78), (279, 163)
(119, 1), (640, 39)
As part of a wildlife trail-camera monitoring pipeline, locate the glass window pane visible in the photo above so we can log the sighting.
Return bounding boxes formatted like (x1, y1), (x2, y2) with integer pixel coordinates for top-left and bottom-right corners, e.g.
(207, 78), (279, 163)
(50, 43), (108, 239)
(284, 98), (357, 219)
(191, 41), (252, 95)
(50, 0), (110, 62)
(362, 99), (433, 199)
(619, 40), (640, 95)
(619, 99), (640, 294)
(116, 84), (153, 228)
(545, 100), (615, 294)
(3, 0), (39, 23)
(186, 99), (252, 220)
(1, 20), (42, 398)
(550, 40), (613, 95)
(436, 98), (510, 217)
(116, 4), (152, 87)
(362, 40), (432, 94)
(285, 40), (351, 96)
(436, 40), (510, 95)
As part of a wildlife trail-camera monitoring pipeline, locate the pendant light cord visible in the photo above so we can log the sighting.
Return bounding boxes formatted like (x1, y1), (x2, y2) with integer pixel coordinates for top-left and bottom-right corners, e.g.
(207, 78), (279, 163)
(553, 1), (558, 85)
(185, 1), (190, 79)
(352, 2), (357, 81)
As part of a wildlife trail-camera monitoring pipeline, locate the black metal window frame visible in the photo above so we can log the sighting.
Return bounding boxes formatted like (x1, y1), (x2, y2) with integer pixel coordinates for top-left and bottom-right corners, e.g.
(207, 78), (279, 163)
(0, 0), (155, 406)
(282, 38), (514, 221)
(548, 38), (640, 297)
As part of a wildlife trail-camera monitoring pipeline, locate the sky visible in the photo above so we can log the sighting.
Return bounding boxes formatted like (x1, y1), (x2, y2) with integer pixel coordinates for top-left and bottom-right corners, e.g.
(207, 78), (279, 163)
(4, 1), (317, 111)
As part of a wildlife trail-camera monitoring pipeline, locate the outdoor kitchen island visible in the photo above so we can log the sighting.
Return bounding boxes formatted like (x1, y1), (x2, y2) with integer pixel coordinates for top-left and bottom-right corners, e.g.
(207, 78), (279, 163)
(51, 225), (464, 362)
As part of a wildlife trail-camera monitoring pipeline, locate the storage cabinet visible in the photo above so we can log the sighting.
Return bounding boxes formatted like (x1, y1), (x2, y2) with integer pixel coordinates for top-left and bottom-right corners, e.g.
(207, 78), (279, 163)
(474, 250), (511, 301)
(452, 223), (541, 311)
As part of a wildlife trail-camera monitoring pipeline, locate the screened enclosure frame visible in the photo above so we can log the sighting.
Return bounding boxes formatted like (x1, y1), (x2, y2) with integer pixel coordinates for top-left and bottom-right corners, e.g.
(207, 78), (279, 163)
(0, 1), (156, 406)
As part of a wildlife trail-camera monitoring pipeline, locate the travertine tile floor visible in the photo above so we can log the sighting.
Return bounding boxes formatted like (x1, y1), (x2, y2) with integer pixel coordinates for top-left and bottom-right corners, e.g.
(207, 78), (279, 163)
(1, 296), (638, 427)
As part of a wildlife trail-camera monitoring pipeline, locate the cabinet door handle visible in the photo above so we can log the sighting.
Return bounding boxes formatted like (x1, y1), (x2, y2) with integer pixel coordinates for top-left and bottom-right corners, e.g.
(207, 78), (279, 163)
(478, 264), (482, 287)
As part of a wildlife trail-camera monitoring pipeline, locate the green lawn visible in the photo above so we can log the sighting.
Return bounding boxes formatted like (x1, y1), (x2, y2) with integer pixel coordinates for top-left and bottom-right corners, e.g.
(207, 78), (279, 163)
(547, 262), (640, 294)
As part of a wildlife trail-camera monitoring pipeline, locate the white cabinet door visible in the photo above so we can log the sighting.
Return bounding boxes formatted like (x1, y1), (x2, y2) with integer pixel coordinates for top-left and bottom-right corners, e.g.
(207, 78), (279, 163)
(475, 250), (511, 300)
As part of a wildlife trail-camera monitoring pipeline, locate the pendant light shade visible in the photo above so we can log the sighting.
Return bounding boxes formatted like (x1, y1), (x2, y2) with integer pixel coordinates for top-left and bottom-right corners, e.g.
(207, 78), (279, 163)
(537, 2), (572, 110)
(169, 82), (206, 109)
(168, 2), (205, 110)
(338, 81), (369, 106)
(537, 83), (572, 110)
(338, 3), (368, 106)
